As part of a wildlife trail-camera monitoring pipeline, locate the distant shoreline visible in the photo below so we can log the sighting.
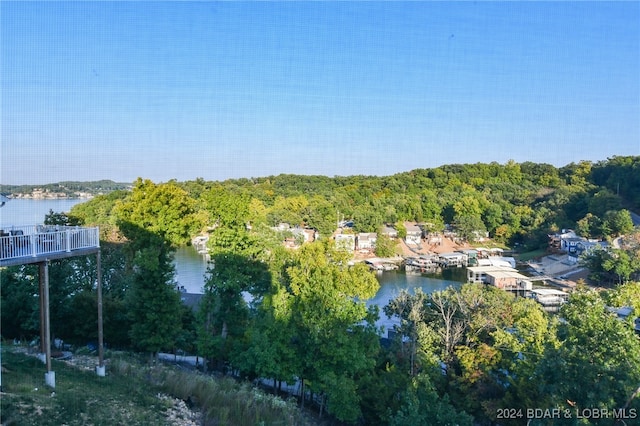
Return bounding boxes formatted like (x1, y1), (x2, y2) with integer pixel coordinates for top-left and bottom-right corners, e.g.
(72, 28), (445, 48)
(8, 194), (94, 200)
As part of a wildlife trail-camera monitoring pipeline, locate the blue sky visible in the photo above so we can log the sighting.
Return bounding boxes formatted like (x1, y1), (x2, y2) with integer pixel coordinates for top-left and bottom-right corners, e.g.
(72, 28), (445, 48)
(2, 1), (639, 185)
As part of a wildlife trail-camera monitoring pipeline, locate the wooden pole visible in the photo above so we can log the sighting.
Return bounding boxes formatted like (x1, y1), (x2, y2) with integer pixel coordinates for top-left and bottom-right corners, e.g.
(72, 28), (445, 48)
(97, 251), (105, 372)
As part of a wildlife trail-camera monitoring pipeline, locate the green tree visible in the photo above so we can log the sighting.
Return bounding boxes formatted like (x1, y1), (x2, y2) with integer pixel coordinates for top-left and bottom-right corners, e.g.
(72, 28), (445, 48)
(602, 209), (634, 237)
(602, 249), (638, 285)
(0, 265), (40, 339)
(113, 179), (195, 355)
(389, 375), (473, 426)
(197, 190), (275, 370)
(395, 221), (407, 239)
(375, 232), (398, 257)
(576, 212), (602, 239)
(198, 251), (270, 370)
(120, 226), (183, 355)
(44, 209), (82, 226)
(534, 290), (640, 422)
(285, 242), (380, 422)
(384, 289), (435, 377)
(603, 281), (640, 313)
(302, 195), (336, 237)
(454, 214), (486, 242)
(70, 190), (129, 239)
(115, 178), (201, 246)
(588, 189), (622, 218)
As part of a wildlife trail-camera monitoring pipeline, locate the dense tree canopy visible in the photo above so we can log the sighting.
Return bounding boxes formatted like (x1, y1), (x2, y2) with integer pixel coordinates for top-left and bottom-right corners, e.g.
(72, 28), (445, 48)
(4, 157), (640, 424)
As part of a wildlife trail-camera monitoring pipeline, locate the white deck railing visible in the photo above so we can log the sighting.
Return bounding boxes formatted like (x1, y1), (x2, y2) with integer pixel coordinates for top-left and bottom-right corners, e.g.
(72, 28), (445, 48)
(0, 225), (100, 262)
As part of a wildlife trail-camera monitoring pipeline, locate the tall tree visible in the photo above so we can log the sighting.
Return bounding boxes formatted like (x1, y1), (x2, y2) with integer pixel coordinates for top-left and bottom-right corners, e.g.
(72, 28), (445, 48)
(113, 179), (196, 355)
(602, 209), (634, 237)
(534, 290), (640, 420)
(197, 187), (274, 370)
(285, 242), (380, 422)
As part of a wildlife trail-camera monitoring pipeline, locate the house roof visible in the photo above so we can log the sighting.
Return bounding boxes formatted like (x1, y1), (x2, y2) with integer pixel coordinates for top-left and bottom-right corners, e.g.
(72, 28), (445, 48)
(404, 222), (421, 233)
(531, 288), (568, 296)
(180, 293), (203, 312)
(485, 270), (530, 280)
(439, 252), (465, 259)
(468, 265), (518, 273)
(358, 232), (377, 239)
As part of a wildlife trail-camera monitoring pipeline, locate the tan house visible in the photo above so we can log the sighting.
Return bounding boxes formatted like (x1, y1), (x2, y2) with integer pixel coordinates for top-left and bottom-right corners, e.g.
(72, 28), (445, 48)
(467, 265), (532, 291)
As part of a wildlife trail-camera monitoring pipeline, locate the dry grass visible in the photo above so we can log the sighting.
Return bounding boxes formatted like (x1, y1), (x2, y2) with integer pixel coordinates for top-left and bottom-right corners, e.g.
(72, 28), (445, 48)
(2, 346), (312, 426)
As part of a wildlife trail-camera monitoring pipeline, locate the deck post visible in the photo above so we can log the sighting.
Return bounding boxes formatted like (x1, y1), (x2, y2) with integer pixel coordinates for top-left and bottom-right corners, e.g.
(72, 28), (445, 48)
(96, 250), (105, 376)
(38, 264), (46, 355)
(41, 261), (55, 388)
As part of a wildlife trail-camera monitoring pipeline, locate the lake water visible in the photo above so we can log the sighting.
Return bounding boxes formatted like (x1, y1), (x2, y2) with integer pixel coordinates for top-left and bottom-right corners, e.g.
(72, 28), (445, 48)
(0, 198), (86, 228)
(1, 199), (462, 328)
(174, 244), (461, 331)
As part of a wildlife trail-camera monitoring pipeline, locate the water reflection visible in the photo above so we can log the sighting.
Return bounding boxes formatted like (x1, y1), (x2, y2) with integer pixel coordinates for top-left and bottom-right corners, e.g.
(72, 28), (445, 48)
(367, 272), (461, 333)
(173, 245), (462, 332)
(174, 245), (210, 294)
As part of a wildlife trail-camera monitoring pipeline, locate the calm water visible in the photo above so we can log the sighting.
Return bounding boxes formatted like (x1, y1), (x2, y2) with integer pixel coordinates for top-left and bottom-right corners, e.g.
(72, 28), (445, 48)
(2, 199), (462, 329)
(174, 245), (210, 293)
(174, 244), (461, 331)
(368, 271), (460, 331)
(0, 198), (86, 228)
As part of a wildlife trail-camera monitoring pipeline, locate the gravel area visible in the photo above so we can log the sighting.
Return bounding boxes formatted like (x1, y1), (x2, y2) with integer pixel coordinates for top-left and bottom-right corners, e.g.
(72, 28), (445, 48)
(157, 393), (202, 426)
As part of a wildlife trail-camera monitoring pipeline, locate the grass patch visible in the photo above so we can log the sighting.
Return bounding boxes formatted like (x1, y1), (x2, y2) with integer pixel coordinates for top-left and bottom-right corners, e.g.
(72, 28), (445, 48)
(113, 357), (310, 426)
(1, 349), (171, 426)
(515, 248), (547, 262)
(2, 347), (313, 426)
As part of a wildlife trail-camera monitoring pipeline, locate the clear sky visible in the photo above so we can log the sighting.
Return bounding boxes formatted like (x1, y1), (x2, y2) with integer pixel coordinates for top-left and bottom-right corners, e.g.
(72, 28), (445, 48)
(2, 1), (639, 185)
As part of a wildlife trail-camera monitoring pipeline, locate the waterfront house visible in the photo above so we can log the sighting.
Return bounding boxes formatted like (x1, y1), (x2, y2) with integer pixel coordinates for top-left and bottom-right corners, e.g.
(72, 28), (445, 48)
(381, 225), (398, 239)
(548, 229), (581, 252)
(484, 269), (532, 292)
(334, 232), (356, 251)
(530, 288), (569, 312)
(567, 240), (609, 264)
(438, 252), (467, 267)
(357, 232), (377, 251)
(467, 265), (532, 292)
(459, 249), (478, 265)
(477, 256), (516, 268)
(404, 222), (422, 246)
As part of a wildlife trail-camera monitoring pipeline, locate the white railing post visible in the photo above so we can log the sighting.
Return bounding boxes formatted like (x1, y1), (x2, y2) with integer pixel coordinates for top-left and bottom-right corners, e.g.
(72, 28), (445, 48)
(1, 225), (100, 264)
(31, 234), (38, 257)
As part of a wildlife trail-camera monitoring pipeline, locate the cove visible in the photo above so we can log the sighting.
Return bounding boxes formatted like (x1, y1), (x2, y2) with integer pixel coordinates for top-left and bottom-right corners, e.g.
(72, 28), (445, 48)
(173, 245), (462, 331)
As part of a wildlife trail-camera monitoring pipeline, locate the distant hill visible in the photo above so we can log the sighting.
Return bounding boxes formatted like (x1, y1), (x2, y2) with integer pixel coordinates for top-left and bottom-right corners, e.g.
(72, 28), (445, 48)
(0, 180), (132, 198)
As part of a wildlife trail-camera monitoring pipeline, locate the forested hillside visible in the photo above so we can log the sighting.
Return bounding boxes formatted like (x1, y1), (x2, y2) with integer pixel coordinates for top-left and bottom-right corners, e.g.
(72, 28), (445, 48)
(0, 180), (131, 197)
(3, 157), (639, 425)
(70, 156), (639, 249)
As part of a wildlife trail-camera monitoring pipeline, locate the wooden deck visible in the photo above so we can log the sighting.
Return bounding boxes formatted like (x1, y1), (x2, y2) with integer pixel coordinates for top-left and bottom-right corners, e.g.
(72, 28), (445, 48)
(0, 225), (100, 267)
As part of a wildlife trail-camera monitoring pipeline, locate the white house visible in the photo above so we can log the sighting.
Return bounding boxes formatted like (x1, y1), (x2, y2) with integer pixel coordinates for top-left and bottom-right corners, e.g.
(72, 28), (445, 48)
(334, 233), (356, 251)
(438, 252), (467, 267)
(567, 240), (608, 264)
(381, 226), (398, 239)
(530, 288), (569, 312)
(357, 233), (377, 250)
(404, 222), (422, 246)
